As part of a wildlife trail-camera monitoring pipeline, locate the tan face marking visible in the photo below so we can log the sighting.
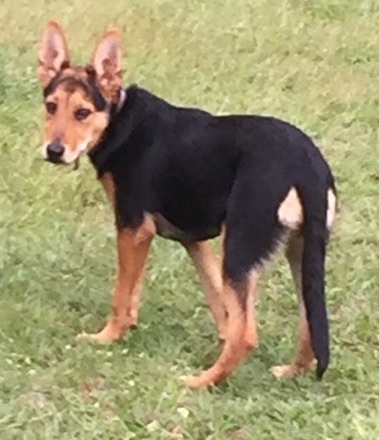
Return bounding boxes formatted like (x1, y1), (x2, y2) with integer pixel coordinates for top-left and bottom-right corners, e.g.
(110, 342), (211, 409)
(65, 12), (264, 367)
(38, 22), (124, 164)
(42, 79), (109, 164)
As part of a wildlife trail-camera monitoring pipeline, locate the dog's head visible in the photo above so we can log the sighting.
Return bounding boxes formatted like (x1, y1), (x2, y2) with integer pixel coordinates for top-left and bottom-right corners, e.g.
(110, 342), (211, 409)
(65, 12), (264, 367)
(37, 21), (123, 164)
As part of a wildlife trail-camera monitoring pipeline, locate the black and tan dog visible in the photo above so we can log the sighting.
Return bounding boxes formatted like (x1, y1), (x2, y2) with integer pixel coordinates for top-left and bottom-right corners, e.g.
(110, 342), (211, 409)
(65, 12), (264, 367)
(37, 21), (338, 388)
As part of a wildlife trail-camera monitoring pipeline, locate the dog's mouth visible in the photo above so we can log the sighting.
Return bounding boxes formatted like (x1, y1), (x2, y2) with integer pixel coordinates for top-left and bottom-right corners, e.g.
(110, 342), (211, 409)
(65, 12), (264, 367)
(44, 156), (65, 165)
(44, 156), (80, 170)
(42, 140), (88, 168)
(43, 146), (82, 170)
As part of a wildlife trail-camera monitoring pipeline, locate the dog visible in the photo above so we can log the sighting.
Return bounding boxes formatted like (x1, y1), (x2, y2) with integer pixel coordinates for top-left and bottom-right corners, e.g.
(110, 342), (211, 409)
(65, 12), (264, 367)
(37, 21), (338, 388)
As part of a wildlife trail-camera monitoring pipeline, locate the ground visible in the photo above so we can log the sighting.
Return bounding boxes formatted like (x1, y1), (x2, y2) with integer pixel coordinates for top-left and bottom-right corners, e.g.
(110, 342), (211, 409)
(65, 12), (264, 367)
(0, 0), (379, 438)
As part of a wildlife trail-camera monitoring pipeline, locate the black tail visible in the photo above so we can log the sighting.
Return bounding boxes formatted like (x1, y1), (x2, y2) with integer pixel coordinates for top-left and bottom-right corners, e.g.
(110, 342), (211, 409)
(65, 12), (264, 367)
(297, 183), (330, 380)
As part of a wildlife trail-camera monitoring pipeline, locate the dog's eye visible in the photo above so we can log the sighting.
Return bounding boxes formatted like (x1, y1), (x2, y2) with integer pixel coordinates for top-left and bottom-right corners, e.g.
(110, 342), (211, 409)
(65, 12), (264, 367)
(74, 108), (92, 121)
(45, 102), (57, 115)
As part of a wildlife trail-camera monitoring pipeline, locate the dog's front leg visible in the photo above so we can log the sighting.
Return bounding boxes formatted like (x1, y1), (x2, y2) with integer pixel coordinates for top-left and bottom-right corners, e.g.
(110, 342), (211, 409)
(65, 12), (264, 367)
(77, 216), (155, 344)
(185, 241), (227, 341)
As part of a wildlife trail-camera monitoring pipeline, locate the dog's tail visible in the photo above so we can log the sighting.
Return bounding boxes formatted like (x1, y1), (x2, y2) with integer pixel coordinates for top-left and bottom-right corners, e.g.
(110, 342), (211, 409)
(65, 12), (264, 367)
(297, 181), (330, 380)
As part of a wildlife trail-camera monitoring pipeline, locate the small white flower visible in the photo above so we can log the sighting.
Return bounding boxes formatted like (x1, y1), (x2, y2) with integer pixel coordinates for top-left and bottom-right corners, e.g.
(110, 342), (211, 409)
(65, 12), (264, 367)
(146, 420), (160, 432)
(177, 407), (190, 418)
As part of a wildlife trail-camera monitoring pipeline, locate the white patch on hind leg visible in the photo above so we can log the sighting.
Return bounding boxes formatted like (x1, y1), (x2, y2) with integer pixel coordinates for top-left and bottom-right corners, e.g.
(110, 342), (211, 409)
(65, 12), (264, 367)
(277, 187), (303, 229)
(326, 189), (337, 230)
(278, 187), (338, 231)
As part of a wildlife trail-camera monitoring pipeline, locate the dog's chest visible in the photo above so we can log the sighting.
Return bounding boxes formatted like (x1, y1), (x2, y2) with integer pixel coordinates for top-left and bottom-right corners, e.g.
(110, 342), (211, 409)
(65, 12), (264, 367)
(153, 213), (194, 242)
(152, 213), (220, 244)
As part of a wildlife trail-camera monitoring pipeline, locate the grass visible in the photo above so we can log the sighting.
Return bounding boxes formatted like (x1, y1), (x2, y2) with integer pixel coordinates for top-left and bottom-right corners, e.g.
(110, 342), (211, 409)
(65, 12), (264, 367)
(0, 0), (379, 438)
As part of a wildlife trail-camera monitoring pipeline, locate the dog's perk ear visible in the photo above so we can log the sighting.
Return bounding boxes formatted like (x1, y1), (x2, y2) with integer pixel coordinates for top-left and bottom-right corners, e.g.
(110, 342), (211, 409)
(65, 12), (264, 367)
(91, 29), (122, 101)
(38, 21), (70, 87)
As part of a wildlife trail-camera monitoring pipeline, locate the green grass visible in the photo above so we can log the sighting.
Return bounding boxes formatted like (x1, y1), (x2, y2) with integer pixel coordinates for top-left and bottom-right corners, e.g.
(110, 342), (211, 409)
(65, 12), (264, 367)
(1, 0), (379, 438)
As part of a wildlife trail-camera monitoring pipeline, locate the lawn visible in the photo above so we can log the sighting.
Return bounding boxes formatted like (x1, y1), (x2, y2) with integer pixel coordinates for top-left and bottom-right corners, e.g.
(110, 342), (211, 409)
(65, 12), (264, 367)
(1, 0), (379, 438)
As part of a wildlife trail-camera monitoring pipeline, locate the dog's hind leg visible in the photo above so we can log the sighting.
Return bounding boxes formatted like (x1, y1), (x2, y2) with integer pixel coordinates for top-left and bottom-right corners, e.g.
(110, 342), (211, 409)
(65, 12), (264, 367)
(185, 241), (227, 341)
(184, 254), (262, 389)
(184, 174), (284, 388)
(270, 187), (337, 379)
(77, 216), (155, 343)
(270, 234), (315, 379)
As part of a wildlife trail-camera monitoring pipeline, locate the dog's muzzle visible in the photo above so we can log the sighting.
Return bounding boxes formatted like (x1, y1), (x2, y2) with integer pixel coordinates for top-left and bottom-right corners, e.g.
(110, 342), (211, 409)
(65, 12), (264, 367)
(46, 141), (65, 163)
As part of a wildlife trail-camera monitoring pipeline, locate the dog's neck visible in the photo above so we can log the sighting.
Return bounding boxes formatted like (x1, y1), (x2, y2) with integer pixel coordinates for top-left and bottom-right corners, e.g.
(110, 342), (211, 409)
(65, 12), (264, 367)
(88, 85), (164, 177)
(88, 85), (143, 176)
(73, 87), (127, 171)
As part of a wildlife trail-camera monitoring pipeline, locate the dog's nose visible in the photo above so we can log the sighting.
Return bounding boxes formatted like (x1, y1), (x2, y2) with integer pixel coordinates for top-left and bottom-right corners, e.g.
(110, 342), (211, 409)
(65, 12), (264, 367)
(46, 141), (65, 162)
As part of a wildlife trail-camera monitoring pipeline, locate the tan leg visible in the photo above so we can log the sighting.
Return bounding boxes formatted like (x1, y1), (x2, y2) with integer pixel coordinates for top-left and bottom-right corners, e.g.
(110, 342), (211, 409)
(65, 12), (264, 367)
(77, 216), (155, 343)
(185, 271), (259, 388)
(128, 262), (147, 328)
(185, 241), (227, 340)
(270, 235), (315, 379)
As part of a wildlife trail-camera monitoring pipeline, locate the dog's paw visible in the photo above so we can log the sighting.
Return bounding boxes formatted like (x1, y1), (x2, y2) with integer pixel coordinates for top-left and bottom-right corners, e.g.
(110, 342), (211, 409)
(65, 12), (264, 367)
(180, 373), (215, 389)
(182, 374), (204, 389)
(76, 330), (116, 345)
(270, 364), (297, 379)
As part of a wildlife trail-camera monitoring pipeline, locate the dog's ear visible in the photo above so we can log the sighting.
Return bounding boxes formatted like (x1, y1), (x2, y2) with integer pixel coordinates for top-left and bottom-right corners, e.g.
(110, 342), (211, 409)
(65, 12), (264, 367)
(91, 29), (122, 101)
(38, 21), (70, 87)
